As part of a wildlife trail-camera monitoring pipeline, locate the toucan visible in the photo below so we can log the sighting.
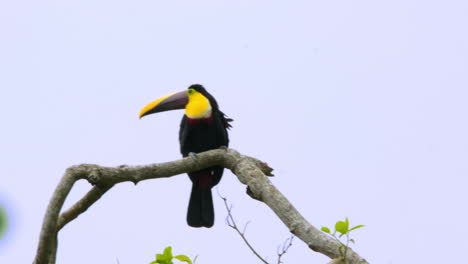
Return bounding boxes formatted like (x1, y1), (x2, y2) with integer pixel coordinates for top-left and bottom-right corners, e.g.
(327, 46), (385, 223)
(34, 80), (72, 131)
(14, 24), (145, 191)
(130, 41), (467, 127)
(139, 84), (233, 228)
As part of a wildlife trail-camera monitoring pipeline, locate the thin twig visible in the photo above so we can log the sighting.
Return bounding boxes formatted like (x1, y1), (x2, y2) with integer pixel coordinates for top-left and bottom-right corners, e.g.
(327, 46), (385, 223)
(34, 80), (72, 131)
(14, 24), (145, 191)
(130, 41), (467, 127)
(242, 221), (251, 234)
(220, 195), (268, 264)
(277, 236), (294, 264)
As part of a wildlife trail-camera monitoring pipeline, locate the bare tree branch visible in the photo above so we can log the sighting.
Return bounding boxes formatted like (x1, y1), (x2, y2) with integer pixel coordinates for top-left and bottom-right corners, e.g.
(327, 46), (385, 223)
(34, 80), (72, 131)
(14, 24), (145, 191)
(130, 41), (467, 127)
(224, 150), (367, 264)
(57, 185), (113, 230)
(34, 168), (81, 264)
(33, 148), (368, 264)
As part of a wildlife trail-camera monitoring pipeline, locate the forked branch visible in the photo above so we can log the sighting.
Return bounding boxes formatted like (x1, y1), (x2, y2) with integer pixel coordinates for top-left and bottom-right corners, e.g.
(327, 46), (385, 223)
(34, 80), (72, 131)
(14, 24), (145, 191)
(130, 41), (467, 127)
(33, 148), (368, 264)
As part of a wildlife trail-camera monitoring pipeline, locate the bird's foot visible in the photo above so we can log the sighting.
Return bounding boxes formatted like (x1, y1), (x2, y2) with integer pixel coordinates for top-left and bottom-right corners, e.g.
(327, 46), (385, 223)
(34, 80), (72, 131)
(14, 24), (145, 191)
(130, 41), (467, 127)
(188, 152), (199, 162)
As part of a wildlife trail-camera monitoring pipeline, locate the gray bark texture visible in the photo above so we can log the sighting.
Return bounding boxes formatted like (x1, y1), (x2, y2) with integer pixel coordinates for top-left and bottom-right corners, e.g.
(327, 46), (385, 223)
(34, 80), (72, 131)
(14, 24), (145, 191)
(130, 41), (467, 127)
(33, 148), (368, 264)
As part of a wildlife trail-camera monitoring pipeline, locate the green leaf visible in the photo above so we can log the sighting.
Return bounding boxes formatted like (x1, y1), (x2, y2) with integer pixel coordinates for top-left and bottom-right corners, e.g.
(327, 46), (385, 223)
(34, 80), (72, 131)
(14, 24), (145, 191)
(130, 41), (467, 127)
(321, 227), (331, 233)
(335, 221), (349, 235)
(156, 252), (172, 264)
(174, 255), (193, 264)
(349, 239), (355, 244)
(349, 225), (365, 232)
(163, 246), (173, 258)
(156, 253), (164, 261)
(154, 256), (164, 264)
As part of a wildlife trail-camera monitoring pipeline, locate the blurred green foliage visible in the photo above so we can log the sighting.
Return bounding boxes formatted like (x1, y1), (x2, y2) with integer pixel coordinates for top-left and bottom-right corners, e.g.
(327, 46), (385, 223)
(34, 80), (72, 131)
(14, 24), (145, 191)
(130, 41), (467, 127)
(0, 205), (8, 239)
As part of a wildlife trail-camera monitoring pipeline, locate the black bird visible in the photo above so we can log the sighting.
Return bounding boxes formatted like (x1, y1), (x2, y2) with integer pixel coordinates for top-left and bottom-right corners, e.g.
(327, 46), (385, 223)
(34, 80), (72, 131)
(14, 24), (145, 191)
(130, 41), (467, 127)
(139, 84), (232, 227)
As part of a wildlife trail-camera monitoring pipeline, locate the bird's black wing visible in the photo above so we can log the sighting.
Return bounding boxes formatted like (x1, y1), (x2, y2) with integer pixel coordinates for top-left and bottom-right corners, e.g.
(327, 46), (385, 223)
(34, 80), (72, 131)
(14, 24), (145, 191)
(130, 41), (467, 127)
(179, 115), (189, 156)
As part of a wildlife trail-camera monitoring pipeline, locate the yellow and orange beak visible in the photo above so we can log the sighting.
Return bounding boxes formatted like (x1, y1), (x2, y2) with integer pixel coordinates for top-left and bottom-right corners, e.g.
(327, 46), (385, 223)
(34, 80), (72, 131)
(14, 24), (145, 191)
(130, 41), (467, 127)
(139, 91), (188, 119)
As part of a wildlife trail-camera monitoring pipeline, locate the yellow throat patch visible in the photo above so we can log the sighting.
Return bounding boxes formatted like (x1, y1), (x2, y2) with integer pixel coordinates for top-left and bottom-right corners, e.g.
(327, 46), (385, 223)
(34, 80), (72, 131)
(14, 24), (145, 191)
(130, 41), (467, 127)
(185, 89), (212, 118)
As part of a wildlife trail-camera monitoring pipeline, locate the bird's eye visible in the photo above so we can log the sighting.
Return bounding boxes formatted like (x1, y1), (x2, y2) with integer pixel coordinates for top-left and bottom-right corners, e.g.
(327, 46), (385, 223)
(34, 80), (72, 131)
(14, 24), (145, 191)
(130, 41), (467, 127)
(187, 89), (195, 95)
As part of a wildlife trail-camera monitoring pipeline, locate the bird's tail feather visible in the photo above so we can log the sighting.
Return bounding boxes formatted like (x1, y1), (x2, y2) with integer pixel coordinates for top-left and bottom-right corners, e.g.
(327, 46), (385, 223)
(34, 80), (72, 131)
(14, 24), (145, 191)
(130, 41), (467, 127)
(187, 184), (214, 228)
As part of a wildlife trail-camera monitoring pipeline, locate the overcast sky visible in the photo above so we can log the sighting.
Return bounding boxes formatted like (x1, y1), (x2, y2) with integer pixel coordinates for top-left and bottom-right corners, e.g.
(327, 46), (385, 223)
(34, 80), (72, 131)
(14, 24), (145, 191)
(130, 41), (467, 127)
(1, 0), (467, 263)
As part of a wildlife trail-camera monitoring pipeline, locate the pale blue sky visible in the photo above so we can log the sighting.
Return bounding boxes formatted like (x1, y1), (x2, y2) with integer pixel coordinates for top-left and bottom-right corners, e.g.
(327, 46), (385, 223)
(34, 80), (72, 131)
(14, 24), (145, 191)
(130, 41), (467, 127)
(1, 0), (467, 263)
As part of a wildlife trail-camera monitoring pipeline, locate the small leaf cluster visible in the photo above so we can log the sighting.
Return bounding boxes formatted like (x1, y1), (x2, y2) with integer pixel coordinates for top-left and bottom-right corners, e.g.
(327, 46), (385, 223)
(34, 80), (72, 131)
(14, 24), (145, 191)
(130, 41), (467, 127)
(321, 218), (364, 259)
(150, 246), (193, 264)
